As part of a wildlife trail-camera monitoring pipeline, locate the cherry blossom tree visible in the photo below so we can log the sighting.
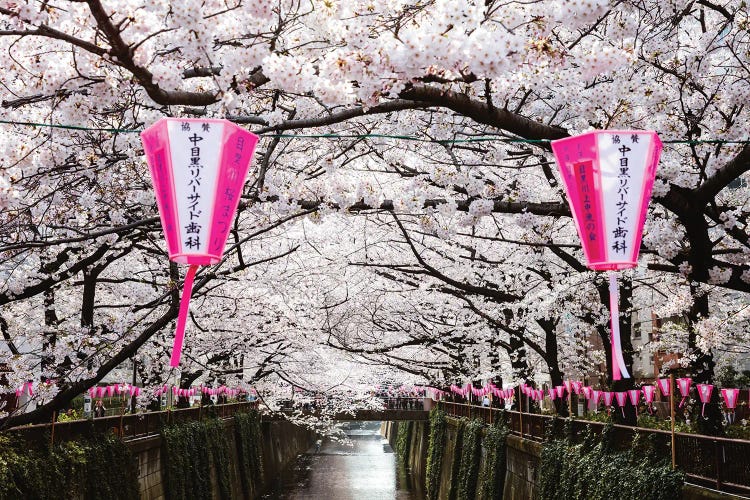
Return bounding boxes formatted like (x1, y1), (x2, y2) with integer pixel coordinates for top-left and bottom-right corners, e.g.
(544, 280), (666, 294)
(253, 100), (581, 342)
(0, 0), (749, 434)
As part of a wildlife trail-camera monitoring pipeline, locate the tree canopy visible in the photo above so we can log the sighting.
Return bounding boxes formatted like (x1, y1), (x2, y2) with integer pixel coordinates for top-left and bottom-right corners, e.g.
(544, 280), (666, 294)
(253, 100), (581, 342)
(1, 0), (749, 426)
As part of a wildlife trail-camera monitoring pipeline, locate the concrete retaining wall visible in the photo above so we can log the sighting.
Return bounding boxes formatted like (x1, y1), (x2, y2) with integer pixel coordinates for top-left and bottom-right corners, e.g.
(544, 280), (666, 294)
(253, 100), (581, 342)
(383, 416), (746, 500)
(128, 418), (315, 500)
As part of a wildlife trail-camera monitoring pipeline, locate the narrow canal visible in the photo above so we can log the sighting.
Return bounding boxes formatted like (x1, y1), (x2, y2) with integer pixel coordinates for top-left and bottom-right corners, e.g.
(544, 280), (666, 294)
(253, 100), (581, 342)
(265, 421), (425, 499)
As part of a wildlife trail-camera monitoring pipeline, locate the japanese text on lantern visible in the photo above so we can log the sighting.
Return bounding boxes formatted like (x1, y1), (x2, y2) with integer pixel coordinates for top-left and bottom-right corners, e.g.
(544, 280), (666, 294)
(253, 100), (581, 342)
(150, 148), (178, 253)
(182, 122), (211, 251)
(574, 161), (598, 244)
(611, 134), (636, 255)
(210, 134), (246, 254)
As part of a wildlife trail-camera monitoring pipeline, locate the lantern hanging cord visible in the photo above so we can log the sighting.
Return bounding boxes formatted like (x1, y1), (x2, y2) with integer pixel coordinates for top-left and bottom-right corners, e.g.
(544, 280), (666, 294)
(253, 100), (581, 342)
(1, 119), (750, 145)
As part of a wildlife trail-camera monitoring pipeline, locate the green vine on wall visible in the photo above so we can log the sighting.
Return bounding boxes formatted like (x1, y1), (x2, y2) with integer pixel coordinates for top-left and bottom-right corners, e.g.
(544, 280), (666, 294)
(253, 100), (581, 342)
(447, 419), (465, 500)
(456, 419), (483, 500)
(477, 417), (510, 500)
(162, 417), (234, 500)
(235, 411), (264, 497)
(0, 432), (138, 500)
(538, 424), (684, 500)
(162, 421), (211, 500)
(396, 421), (414, 466)
(425, 408), (447, 500)
(205, 419), (233, 500)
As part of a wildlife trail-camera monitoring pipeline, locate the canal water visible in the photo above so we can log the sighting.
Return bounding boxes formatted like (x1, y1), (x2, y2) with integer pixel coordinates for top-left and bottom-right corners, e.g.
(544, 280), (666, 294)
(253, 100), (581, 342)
(264, 421), (425, 499)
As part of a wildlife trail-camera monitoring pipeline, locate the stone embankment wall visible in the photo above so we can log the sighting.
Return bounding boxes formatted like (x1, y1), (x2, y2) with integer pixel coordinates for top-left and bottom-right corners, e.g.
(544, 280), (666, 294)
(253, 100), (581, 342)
(383, 420), (431, 489)
(130, 418), (315, 500)
(384, 418), (536, 499)
(383, 416), (745, 500)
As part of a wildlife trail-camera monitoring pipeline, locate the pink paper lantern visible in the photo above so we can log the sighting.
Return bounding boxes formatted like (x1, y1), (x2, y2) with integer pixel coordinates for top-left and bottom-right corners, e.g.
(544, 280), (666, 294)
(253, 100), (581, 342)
(592, 390), (602, 407)
(107, 385), (115, 397)
(572, 381), (583, 395)
(721, 388), (739, 410)
(642, 385), (656, 402)
(656, 378), (670, 397)
(563, 380), (573, 394)
(697, 383), (713, 402)
(603, 392), (614, 406)
(615, 391), (628, 417)
(627, 389), (640, 406)
(141, 118), (260, 367)
(696, 383), (713, 417)
(615, 392), (627, 407)
(552, 131), (662, 381)
(582, 386), (593, 399)
(677, 377), (692, 408)
(548, 388), (557, 400)
(555, 386), (565, 398)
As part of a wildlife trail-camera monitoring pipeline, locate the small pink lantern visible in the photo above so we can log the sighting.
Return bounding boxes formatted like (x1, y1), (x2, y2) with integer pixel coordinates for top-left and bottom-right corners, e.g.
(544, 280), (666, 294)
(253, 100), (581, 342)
(721, 388), (739, 410)
(582, 386), (593, 399)
(572, 381), (583, 395)
(548, 388), (557, 400)
(107, 385), (115, 397)
(552, 131), (662, 380)
(615, 391), (628, 417)
(592, 390), (602, 407)
(677, 377), (692, 408)
(628, 389), (640, 416)
(657, 378), (670, 397)
(555, 386), (565, 398)
(627, 389), (640, 406)
(141, 118), (260, 367)
(642, 385), (656, 414)
(563, 380), (573, 394)
(603, 391), (614, 407)
(696, 383), (713, 417)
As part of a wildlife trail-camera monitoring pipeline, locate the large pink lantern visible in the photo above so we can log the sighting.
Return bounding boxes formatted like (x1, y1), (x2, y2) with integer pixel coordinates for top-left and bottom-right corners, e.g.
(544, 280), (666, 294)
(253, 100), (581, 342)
(552, 130), (662, 380)
(141, 118), (259, 366)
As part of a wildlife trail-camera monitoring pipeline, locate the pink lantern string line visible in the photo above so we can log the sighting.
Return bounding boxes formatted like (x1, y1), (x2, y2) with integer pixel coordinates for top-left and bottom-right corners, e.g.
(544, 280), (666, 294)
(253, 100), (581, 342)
(608, 272), (631, 380)
(171, 264), (199, 368)
(0, 119), (749, 145)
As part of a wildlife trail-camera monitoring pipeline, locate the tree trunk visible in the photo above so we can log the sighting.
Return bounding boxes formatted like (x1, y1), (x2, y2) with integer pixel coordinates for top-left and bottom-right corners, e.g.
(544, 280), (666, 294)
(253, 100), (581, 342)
(687, 284), (722, 435)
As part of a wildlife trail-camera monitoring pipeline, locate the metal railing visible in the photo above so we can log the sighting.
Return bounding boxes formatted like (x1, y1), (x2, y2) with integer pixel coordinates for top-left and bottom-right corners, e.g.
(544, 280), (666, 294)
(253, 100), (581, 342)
(5, 402), (258, 446)
(438, 401), (750, 496)
(3, 397), (430, 445)
(379, 397), (425, 410)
